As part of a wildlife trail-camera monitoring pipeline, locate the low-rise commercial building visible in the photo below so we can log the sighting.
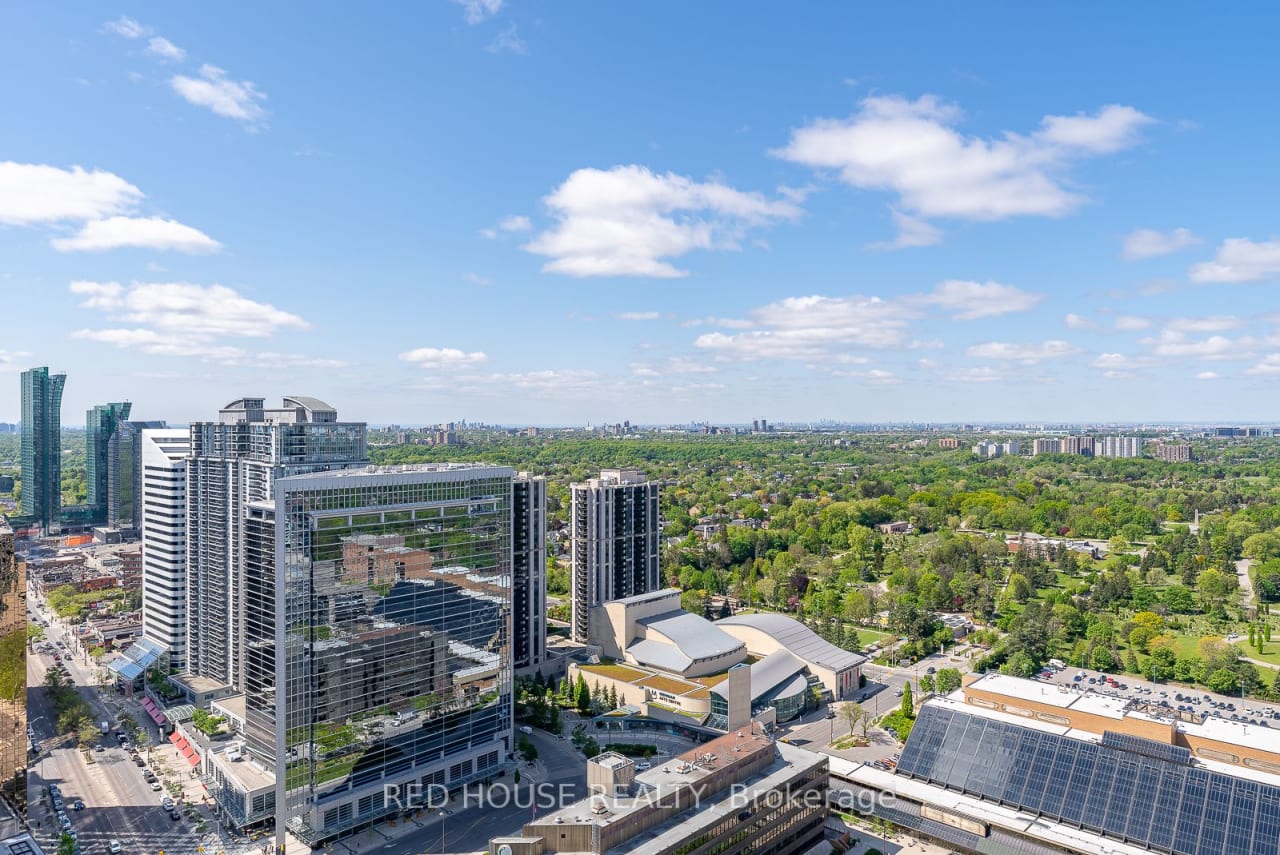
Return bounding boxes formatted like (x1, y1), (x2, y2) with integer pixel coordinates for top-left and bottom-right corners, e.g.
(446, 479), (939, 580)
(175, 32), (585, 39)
(490, 727), (827, 855)
(839, 672), (1280, 855)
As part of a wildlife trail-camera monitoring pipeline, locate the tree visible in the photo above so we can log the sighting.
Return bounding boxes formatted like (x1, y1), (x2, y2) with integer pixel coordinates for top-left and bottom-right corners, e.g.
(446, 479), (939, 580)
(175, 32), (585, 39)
(935, 668), (962, 694)
(1197, 567), (1234, 613)
(1091, 647), (1116, 672)
(919, 674), (936, 695)
(841, 701), (871, 739)
(58, 834), (75, 855)
(900, 683), (914, 718)
(576, 675), (591, 715)
(1207, 668), (1241, 695)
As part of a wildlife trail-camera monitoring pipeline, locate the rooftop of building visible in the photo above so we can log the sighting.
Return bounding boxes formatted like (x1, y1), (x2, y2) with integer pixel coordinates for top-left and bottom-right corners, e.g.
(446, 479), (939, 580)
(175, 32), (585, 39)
(629, 610), (745, 672)
(530, 726), (794, 833)
(716, 612), (867, 672)
(208, 742), (276, 793)
(281, 462), (514, 482)
(965, 672), (1280, 773)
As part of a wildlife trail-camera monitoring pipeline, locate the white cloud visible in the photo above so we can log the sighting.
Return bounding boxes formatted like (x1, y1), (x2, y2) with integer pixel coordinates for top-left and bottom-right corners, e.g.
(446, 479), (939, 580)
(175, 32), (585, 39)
(170, 64), (267, 126)
(481, 214), (532, 239)
(630, 363), (661, 378)
(1092, 352), (1157, 370)
(72, 280), (307, 341)
(103, 16), (150, 38)
(966, 340), (1081, 363)
(486, 23), (527, 55)
(1122, 227), (1199, 260)
(1245, 355), (1280, 376)
(1143, 330), (1250, 360)
(0, 349), (31, 374)
(145, 36), (187, 62)
(834, 368), (900, 385)
(616, 311), (660, 321)
(453, 0), (502, 24)
(51, 216), (221, 253)
(666, 356), (716, 374)
(524, 165), (800, 278)
(463, 272), (492, 286)
(916, 279), (1042, 319)
(0, 162), (142, 225)
(773, 95), (1151, 228)
(1167, 315), (1241, 333)
(1065, 313), (1098, 330)
(919, 359), (1003, 383)
(1113, 315), (1151, 331)
(398, 347), (489, 368)
(250, 352), (348, 369)
(695, 295), (915, 361)
(1190, 238), (1280, 283)
(681, 316), (753, 329)
(1196, 371), (1220, 380)
(499, 214), (530, 232)
(867, 209), (941, 250)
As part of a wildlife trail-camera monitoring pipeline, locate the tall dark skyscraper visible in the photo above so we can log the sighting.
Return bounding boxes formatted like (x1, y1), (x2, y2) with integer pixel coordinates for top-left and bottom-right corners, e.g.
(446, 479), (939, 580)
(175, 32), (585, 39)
(512, 472), (547, 672)
(86, 402), (132, 523)
(19, 367), (66, 533)
(570, 469), (661, 642)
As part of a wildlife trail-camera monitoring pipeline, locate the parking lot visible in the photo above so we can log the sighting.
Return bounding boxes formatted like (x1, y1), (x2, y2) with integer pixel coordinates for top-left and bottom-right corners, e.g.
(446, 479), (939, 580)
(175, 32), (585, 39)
(1035, 663), (1280, 727)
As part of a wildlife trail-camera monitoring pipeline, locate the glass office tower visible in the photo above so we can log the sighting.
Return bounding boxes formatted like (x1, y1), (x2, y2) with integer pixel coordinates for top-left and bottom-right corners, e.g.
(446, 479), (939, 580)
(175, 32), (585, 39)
(85, 401), (132, 522)
(229, 464), (514, 848)
(19, 367), (65, 533)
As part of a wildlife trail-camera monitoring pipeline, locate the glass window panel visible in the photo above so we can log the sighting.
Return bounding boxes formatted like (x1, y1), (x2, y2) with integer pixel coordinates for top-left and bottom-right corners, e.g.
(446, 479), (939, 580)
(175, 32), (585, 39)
(1196, 776), (1232, 855)
(1060, 742), (1099, 825)
(1149, 764), (1186, 851)
(1103, 756), (1138, 838)
(1080, 758), (1117, 831)
(1124, 760), (1161, 844)
(1225, 779), (1258, 855)
(1174, 769), (1208, 855)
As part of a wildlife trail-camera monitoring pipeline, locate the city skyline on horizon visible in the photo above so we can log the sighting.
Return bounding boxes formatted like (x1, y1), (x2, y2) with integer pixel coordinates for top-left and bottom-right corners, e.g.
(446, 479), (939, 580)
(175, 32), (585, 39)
(4, 5), (1280, 424)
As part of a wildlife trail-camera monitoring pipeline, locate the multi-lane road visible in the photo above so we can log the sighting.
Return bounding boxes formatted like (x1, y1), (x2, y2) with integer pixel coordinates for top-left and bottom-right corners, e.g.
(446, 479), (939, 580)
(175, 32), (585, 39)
(27, 598), (196, 855)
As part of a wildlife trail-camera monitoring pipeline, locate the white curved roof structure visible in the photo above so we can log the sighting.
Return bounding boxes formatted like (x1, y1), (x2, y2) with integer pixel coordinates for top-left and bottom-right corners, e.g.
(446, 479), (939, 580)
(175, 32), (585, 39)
(716, 612), (866, 672)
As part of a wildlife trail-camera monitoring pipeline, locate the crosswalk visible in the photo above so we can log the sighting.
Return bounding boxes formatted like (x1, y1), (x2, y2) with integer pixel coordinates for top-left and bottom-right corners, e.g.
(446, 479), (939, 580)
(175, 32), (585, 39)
(40, 826), (260, 855)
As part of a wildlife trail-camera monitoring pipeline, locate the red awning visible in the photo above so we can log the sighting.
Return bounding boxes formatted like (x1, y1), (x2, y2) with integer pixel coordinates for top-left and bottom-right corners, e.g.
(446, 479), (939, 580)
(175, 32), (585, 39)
(176, 738), (190, 752)
(181, 746), (196, 760)
(168, 732), (182, 745)
(141, 699), (155, 711)
(148, 709), (164, 725)
(185, 751), (200, 767)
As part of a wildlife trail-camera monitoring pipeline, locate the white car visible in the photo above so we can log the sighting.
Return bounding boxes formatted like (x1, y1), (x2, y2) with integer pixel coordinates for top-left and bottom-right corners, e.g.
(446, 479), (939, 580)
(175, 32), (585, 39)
(108, 841), (122, 854)
(150, 781), (163, 791)
(635, 761), (652, 771)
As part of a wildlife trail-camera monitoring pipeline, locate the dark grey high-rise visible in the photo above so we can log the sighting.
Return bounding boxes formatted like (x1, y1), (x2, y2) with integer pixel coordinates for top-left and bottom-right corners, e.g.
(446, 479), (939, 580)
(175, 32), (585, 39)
(570, 469), (661, 642)
(19, 367), (66, 533)
(86, 402), (132, 523)
(512, 472), (547, 672)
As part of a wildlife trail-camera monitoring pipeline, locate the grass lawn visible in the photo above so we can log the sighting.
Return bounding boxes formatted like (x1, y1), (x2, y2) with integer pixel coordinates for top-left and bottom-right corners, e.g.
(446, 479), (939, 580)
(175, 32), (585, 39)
(855, 628), (894, 647)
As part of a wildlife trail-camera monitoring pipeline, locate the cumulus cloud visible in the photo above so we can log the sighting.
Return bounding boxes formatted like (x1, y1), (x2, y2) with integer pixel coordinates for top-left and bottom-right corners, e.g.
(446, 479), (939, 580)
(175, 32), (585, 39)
(524, 165), (800, 277)
(145, 36), (186, 62)
(0, 162), (142, 225)
(486, 23), (527, 55)
(1196, 371), (1220, 380)
(867, 209), (941, 250)
(773, 95), (1151, 235)
(171, 64), (267, 127)
(453, 0), (503, 24)
(103, 16), (151, 38)
(694, 281), (1042, 362)
(1122, 227), (1199, 260)
(915, 280), (1042, 319)
(1065, 313), (1098, 330)
(1190, 238), (1280, 283)
(480, 214), (532, 239)
(398, 347), (489, 368)
(1142, 329), (1250, 360)
(70, 280), (308, 360)
(1113, 315), (1151, 331)
(1245, 355), (1280, 376)
(51, 216), (221, 253)
(966, 340), (1081, 363)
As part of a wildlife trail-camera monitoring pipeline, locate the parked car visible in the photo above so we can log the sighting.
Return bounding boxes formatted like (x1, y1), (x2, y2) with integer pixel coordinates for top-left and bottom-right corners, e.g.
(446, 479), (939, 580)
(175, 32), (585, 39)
(150, 782), (163, 792)
(108, 840), (122, 854)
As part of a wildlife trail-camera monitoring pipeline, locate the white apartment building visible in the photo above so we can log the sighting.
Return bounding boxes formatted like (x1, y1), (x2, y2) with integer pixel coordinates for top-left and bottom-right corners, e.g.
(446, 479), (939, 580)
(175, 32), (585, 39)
(1098, 435), (1142, 458)
(139, 428), (191, 670)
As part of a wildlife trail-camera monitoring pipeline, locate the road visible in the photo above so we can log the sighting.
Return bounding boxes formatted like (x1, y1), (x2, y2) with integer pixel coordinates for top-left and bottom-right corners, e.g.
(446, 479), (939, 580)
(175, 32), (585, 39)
(28, 597), (196, 855)
(1237, 557), (1256, 609)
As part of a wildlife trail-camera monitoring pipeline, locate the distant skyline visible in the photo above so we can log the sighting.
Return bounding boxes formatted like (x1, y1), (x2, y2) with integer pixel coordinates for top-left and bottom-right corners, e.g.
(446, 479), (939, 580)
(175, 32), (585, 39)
(3, 4), (1280, 424)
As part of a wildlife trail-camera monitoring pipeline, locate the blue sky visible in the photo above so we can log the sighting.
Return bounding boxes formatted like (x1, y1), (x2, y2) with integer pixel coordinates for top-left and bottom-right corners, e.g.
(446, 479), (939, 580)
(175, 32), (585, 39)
(2, 3), (1279, 425)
